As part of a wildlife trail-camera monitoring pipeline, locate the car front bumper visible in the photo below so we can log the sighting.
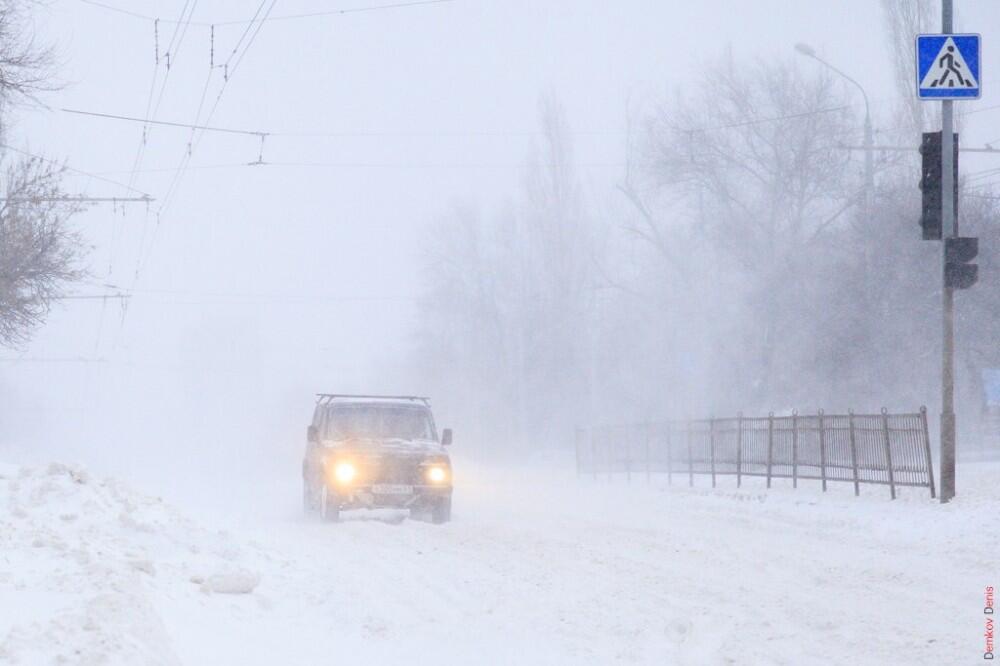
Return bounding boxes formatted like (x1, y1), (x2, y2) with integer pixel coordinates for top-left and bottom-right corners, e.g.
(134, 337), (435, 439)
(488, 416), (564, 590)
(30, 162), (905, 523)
(326, 484), (452, 510)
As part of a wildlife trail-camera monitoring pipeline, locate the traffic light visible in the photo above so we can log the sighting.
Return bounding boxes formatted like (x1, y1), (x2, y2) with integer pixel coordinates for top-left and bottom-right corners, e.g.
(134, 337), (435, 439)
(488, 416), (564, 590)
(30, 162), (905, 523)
(918, 131), (958, 241)
(945, 236), (978, 289)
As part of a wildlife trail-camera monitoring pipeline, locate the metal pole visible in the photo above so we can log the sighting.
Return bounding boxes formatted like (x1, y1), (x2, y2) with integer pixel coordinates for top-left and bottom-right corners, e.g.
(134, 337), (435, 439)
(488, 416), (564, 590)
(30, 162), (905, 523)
(881, 408), (897, 500)
(644, 422), (651, 484)
(709, 418), (716, 489)
(863, 111), (874, 213)
(736, 413), (743, 488)
(766, 412), (774, 489)
(795, 46), (873, 214)
(792, 411), (799, 489)
(687, 424), (693, 488)
(590, 429), (597, 481)
(625, 427), (631, 485)
(921, 406), (937, 499)
(666, 425), (673, 485)
(848, 410), (860, 497)
(608, 428), (613, 483)
(575, 427), (582, 478)
(940, 0), (957, 503)
(818, 410), (828, 492)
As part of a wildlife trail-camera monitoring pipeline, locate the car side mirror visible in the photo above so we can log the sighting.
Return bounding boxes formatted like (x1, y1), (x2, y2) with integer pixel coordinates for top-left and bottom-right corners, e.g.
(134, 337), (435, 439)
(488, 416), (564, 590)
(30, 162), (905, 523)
(441, 428), (453, 446)
(307, 425), (319, 443)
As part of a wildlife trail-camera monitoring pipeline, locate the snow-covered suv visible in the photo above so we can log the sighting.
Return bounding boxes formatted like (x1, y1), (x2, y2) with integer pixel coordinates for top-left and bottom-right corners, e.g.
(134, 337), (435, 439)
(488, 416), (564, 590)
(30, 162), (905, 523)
(302, 395), (453, 523)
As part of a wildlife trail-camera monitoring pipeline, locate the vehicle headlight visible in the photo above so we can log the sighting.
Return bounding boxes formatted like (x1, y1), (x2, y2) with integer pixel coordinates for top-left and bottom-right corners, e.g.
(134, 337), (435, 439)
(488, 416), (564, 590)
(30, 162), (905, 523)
(333, 461), (356, 484)
(426, 466), (448, 484)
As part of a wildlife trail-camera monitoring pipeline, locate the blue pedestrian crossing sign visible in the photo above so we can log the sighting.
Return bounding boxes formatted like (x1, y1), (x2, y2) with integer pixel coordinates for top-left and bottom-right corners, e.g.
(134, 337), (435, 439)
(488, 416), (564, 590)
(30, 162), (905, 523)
(917, 34), (981, 99)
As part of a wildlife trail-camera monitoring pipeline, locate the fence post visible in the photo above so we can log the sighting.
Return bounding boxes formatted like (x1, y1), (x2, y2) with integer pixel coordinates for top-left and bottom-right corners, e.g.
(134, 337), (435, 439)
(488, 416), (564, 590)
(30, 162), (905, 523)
(644, 422), (651, 484)
(575, 427), (582, 478)
(791, 410), (798, 489)
(818, 409), (827, 492)
(766, 412), (774, 489)
(590, 428), (597, 481)
(625, 427), (631, 485)
(848, 410), (860, 497)
(666, 425), (673, 486)
(881, 408), (896, 500)
(709, 418), (717, 489)
(920, 406), (936, 499)
(608, 428), (613, 484)
(687, 424), (694, 488)
(736, 412), (743, 488)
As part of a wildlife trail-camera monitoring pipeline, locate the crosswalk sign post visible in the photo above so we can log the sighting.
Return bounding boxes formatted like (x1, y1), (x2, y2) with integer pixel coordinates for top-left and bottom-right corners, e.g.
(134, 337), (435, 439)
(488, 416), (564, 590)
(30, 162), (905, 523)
(916, 5), (979, 503)
(917, 34), (981, 99)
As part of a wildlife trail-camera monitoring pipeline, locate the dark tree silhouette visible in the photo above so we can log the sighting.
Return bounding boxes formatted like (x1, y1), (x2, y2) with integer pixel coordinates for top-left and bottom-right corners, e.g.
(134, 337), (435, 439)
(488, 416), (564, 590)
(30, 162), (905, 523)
(0, 1), (84, 348)
(0, 156), (84, 346)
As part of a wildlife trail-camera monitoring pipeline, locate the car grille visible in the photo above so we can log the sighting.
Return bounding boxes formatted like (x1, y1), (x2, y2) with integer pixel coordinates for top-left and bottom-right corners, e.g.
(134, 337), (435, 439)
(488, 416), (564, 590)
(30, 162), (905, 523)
(363, 455), (421, 484)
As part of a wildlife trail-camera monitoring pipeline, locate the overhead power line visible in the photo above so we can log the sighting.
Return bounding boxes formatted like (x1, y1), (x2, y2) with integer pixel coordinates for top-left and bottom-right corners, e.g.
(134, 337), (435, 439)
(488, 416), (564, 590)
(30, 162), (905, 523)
(76, 0), (456, 27)
(61, 106), (625, 138)
(962, 102), (1000, 117)
(216, 0), (456, 25)
(89, 161), (626, 176)
(54, 293), (131, 300)
(218, 0), (269, 73)
(0, 356), (109, 363)
(0, 196), (152, 203)
(121, 288), (419, 305)
(837, 143), (1000, 155)
(0, 143), (155, 199)
(156, 0), (276, 215)
(682, 105), (850, 134)
(76, 0), (155, 21)
(62, 108), (266, 137)
(59, 108), (624, 138)
(124, 0), (278, 299)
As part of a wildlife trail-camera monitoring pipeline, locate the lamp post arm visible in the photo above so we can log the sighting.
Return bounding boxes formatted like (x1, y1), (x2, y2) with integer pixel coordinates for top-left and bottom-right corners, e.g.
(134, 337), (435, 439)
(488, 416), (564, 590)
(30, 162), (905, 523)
(808, 54), (871, 124)
(806, 52), (874, 209)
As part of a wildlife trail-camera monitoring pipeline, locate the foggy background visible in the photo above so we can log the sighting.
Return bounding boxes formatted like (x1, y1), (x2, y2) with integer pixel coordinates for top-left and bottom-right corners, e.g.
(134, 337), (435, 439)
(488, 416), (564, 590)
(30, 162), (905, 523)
(2, 0), (999, 502)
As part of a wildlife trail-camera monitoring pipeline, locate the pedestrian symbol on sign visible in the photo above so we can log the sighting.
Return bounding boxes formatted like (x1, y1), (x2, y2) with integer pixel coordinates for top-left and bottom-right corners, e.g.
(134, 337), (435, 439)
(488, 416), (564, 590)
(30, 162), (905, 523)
(917, 34), (981, 99)
(922, 38), (977, 89)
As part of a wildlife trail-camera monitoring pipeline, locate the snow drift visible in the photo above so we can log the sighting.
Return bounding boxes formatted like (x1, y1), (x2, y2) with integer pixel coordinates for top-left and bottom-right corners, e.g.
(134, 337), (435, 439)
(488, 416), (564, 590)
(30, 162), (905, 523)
(1, 458), (997, 664)
(0, 462), (269, 665)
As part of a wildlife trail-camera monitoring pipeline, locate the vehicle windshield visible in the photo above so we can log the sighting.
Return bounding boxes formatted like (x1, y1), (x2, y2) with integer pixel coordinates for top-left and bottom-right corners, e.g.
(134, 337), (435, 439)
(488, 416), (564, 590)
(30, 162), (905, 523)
(324, 405), (435, 441)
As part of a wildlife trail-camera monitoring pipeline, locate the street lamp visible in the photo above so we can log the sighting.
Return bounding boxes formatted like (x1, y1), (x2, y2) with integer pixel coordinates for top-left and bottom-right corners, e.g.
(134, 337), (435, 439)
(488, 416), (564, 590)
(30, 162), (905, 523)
(795, 42), (874, 212)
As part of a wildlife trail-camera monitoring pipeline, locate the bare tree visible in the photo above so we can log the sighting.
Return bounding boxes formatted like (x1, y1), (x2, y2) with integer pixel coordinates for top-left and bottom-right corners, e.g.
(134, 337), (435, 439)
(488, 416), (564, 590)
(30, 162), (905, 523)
(880, 0), (933, 137)
(0, 1), (82, 348)
(0, 0), (56, 109)
(414, 96), (598, 449)
(0, 156), (84, 346)
(635, 55), (863, 407)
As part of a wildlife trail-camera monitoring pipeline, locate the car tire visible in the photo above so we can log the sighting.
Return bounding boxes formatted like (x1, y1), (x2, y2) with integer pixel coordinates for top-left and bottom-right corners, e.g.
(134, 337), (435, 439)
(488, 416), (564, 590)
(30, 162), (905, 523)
(430, 496), (451, 524)
(320, 485), (340, 523)
(303, 482), (312, 514)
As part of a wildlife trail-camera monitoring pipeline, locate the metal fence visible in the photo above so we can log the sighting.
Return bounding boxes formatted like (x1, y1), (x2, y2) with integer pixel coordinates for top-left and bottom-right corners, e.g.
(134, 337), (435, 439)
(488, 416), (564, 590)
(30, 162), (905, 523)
(575, 408), (936, 499)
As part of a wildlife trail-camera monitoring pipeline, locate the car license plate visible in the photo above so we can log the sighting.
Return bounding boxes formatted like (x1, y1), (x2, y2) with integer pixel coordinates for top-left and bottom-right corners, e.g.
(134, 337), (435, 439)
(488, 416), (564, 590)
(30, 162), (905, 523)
(371, 484), (413, 495)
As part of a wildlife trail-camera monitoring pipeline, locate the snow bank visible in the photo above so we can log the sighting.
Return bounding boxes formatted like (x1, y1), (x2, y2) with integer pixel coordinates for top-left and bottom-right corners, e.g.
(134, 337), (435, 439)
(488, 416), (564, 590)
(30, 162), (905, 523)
(199, 571), (260, 595)
(0, 461), (268, 665)
(2, 457), (996, 665)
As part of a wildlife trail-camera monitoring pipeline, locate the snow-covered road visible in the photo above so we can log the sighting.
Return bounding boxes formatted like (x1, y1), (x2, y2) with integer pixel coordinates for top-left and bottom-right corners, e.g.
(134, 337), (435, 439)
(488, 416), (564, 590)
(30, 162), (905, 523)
(2, 459), (996, 664)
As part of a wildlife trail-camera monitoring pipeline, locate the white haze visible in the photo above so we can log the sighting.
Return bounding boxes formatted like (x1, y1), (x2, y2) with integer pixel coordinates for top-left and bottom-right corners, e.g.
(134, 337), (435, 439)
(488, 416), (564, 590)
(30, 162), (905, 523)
(0, 0), (994, 489)
(2, 2), (1000, 663)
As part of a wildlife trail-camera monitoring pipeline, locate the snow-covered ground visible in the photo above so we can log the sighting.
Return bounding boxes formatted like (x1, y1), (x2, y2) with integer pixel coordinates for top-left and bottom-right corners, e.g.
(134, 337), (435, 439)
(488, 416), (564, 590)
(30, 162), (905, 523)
(1, 457), (996, 665)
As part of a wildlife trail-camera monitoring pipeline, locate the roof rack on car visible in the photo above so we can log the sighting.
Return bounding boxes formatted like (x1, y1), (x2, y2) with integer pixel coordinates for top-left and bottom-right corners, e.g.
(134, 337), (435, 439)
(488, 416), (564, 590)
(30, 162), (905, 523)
(316, 394), (431, 405)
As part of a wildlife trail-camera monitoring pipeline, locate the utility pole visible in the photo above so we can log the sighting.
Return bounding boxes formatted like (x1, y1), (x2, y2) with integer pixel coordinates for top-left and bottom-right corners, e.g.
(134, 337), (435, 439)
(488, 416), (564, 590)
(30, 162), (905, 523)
(916, 9), (980, 501)
(862, 102), (874, 215)
(940, 0), (956, 503)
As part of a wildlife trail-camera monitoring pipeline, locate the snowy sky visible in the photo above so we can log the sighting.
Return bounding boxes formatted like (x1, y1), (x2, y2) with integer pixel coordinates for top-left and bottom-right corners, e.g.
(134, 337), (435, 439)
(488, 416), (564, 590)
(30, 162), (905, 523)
(3, 0), (1000, 477)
